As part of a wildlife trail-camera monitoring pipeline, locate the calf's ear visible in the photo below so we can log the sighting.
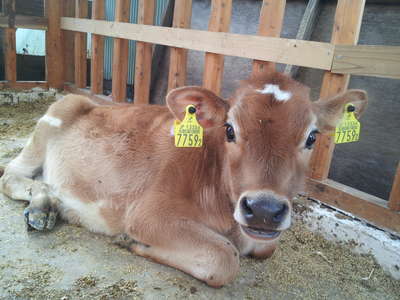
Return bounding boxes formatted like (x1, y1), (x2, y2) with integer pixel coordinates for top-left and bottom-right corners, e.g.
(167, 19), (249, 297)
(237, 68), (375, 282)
(312, 89), (368, 132)
(166, 86), (229, 129)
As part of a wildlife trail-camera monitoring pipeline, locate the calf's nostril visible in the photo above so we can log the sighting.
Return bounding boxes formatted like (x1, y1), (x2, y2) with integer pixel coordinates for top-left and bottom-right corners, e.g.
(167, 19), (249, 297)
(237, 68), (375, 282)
(241, 197), (253, 217)
(272, 203), (288, 223)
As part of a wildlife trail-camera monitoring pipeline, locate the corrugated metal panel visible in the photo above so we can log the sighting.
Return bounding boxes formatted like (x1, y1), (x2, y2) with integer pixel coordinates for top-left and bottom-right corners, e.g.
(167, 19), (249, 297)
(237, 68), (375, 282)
(103, 0), (170, 85)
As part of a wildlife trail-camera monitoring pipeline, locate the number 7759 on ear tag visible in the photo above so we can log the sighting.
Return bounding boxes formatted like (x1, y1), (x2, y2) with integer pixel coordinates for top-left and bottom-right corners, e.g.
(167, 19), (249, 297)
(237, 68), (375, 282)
(174, 105), (203, 147)
(334, 103), (361, 144)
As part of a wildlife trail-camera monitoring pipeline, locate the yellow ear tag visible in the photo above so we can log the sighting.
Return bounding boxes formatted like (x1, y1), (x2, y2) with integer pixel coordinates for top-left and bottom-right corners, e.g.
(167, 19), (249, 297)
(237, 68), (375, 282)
(174, 105), (203, 147)
(334, 103), (361, 144)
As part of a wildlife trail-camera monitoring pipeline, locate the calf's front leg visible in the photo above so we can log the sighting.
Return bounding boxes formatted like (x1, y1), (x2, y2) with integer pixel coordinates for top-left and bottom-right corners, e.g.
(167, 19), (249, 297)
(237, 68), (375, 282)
(123, 209), (240, 287)
(0, 172), (59, 230)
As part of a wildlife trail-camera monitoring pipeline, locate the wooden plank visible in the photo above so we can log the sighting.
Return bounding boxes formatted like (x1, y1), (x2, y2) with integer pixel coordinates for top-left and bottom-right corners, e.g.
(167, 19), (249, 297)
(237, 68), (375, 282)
(309, 0), (365, 181)
(306, 178), (400, 234)
(253, 0), (286, 75)
(45, 0), (63, 89)
(90, 0), (104, 95)
(61, 17), (334, 70)
(4, 0), (16, 82)
(74, 0), (88, 88)
(202, 0), (232, 95)
(332, 44), (400, 79)
(4, 28), (16, 82)
(64, 83), (113, 103)
(0, 81), (48, 89)
(62, 0), (75, 83)
(284, 0), (320, 77)
(111, 0), (130, 102)
(389, 163), (400, 211)
(167, 0), (192, 92)
(0, 15), (47, 29)
(134, 0), (155, 105)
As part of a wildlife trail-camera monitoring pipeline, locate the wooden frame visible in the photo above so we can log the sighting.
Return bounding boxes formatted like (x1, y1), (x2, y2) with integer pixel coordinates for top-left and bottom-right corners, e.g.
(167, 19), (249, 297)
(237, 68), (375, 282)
(60, 17), (400, 79)
(2, 0), (399, 234)
(111, 0), (130, 102)
(134, 0), (155, 105)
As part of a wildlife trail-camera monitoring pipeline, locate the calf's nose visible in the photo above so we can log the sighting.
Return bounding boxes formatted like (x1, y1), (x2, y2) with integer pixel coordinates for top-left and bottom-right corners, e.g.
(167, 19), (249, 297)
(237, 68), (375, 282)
(241, 195), (288, 227)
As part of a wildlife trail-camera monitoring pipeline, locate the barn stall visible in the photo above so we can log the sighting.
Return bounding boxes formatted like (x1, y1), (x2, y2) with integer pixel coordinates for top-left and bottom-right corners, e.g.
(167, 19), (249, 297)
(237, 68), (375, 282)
(0, 0), (399, 298)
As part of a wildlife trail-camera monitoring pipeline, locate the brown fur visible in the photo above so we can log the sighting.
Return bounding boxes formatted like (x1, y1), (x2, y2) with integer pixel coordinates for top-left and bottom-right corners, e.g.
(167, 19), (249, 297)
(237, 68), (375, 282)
(0, 71), (367, 287)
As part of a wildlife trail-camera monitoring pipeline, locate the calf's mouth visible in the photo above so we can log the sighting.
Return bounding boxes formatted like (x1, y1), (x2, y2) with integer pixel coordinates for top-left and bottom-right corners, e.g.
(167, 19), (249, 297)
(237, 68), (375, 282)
(240, 224), (282, 240)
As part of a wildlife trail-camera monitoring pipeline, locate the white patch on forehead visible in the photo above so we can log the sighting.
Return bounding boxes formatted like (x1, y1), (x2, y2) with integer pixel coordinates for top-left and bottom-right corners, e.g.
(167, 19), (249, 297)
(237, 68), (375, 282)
(256, 84), (292, 102)
(170, 125), (175, 136)
(39, 115), (62, 127)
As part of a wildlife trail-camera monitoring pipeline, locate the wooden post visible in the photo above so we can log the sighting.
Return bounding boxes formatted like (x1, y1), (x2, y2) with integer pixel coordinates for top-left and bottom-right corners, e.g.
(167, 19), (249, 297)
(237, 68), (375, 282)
(62, 0), (75, 83)
(389, 162), (400, 211)
(309, 0), (366, 180)
(167, 0), (192, 92)
(284, 0), (320, 77)
(45, 0), (63, 89)
(202, 0), (232, 95)
(111, 0), (130, 102)
(91, 0), (104, 94)
(134, 0), (155, 105)
(74, 0), (88, 88)
(4, 0), (16, 83)
(252, 0), (286, 76)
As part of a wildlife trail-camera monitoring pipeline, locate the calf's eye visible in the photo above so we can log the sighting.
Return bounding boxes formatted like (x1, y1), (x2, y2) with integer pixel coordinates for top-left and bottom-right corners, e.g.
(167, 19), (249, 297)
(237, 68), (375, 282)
(305, 130), (319, 149)
(225, 123), (235, 142)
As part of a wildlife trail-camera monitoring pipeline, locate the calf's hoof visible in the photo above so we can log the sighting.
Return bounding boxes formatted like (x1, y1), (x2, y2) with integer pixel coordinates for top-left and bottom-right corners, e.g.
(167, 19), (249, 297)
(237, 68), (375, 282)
(24, 206), (58, 231)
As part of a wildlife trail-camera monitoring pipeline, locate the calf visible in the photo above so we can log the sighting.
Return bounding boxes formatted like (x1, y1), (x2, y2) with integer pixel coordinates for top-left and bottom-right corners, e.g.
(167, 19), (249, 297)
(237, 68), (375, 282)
(0, 71), (367, 286)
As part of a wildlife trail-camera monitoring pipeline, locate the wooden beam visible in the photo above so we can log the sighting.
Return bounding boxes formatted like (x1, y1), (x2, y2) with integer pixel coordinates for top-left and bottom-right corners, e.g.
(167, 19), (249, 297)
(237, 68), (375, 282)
(111, 0), (130, 102)
(60, 17), (334, 71)
(389, 163), (400, 211)
(309, 0), (365, 181)
(167, 0), (192, 92)
(0, 81), (48, 89)
(306, 178), (400, 234)
(90, 0), (104, 95)
(202, 0), (232, 95)
(74, 0), (88, 88)
(45, 0), (63, 89)
(332, 44), (400, 79)
(4, 27), (16, 82)
(62, 0), (75, 83)
(284, 0), (320, 77)
(134, 0), (155, 105)
(0, 15), (48, 29)
(253, 0), (286, 75)
(4, 0), (16, 82)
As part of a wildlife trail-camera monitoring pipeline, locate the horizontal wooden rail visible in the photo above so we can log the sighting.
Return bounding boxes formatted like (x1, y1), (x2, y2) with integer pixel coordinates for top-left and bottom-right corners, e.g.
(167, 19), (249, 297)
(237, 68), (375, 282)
(306, 178), (400, 234)
(0, 15), (48, 30)
(332, 45), (400, 79)
(0, 81), (48, 89)
(60, 17), (400, 79)
(61, 17), (334, 70)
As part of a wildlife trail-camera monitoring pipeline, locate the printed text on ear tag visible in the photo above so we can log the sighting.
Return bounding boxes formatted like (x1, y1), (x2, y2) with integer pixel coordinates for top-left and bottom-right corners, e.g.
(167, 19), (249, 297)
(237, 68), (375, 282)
(334, 103), (361, 144)
(174, 105), (203, 147)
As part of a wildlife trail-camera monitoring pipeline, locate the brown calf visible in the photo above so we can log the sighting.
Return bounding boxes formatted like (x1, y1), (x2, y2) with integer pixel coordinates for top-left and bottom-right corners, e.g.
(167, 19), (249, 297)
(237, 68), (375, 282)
(0, 71), (367, 286)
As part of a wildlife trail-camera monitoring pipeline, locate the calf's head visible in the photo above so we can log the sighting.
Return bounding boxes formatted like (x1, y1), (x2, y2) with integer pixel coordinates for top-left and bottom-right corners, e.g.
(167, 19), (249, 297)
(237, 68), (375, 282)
(167, 72), (367, 242)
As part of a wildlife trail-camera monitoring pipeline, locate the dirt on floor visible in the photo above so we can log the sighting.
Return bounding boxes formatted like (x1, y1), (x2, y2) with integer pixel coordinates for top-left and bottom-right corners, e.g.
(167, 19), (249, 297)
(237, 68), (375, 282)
(0, 97), (399, 299)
